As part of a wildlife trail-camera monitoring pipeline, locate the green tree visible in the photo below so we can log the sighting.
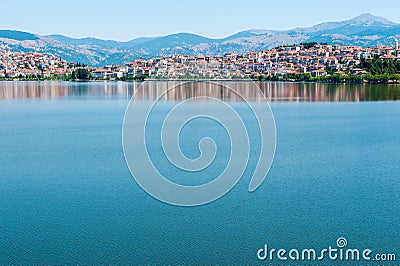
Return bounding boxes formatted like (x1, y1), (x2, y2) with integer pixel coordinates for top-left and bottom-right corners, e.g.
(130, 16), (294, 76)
(74, 68), (90, 80)
(300, 42), (317, 49)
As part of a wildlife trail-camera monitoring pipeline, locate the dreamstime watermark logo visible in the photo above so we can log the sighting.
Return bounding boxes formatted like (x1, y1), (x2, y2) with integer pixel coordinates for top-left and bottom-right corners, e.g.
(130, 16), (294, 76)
(122, 81), (276, 206)
(257, 237), (397, 262)
(336, 237), (347, 248)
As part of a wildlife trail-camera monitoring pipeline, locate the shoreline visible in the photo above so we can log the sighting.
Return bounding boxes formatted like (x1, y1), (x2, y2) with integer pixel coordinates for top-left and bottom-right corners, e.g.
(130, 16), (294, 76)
(1, 78), (400, 84)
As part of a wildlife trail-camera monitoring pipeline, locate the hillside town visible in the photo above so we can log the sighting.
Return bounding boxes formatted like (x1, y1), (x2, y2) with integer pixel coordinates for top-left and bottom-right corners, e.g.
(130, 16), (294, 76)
(1, 40), (399, 81)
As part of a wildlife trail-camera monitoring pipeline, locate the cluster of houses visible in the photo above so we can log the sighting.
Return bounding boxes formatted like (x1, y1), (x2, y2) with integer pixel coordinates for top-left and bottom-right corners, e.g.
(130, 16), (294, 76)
(1, 40), (399, 80)
(0, 51), (73, 78)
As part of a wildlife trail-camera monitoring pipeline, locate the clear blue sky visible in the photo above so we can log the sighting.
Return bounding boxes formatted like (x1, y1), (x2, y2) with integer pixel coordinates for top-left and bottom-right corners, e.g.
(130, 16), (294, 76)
(1, 0), (399, 41)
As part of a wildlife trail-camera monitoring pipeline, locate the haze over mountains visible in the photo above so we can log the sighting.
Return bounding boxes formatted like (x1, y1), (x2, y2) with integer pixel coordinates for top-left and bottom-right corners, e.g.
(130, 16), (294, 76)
(1, 13), (399, 66)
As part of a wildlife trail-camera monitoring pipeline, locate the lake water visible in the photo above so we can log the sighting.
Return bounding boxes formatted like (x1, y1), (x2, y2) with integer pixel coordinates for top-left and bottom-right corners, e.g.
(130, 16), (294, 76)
(0, 81), (399, 264)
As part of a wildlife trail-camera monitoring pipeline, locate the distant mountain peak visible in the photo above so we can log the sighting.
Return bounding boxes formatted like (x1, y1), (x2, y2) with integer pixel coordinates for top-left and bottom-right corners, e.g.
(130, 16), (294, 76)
(0, 30), (39, 41)
(348, 13), (396, 25)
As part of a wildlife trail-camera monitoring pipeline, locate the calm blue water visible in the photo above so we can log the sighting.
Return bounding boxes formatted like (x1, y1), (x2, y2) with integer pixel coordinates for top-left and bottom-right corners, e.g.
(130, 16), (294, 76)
(0, 82), (399, 264)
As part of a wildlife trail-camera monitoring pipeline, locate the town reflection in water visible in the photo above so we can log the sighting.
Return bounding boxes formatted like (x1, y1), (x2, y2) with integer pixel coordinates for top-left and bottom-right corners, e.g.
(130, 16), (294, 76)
(0, 81), (399, 102)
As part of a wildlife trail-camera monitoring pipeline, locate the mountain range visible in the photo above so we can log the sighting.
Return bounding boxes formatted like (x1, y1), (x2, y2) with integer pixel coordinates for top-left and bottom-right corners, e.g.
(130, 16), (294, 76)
(1, 13), (399, 67)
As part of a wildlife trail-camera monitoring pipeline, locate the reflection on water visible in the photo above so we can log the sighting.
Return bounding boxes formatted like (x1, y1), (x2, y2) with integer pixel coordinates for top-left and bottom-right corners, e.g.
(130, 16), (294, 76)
(0, 81), (132, 100)
(0, 81), (399, 102)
